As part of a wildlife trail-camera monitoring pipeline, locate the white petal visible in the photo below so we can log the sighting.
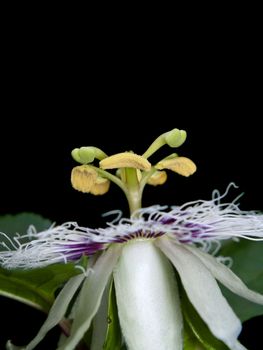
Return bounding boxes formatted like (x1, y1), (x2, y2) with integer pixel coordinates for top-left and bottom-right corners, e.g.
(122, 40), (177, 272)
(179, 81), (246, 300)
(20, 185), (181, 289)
(233, 341), (248, 350)
(26, 273), (86, 350)
(184, 244), (263, 305)
(156, 238), (242, 350)
(114, 240), (183, 350)
(59, 244), (122, 350)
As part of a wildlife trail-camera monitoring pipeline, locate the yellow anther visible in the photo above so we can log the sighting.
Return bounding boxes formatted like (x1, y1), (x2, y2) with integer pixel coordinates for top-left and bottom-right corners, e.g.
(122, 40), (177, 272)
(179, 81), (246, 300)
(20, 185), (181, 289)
(147, 171), (167, 186)
(100, 152), (151, 171)
(156, 157), (197, 177)
(71, 165), (97, 193)
(90, 177), (110, 195)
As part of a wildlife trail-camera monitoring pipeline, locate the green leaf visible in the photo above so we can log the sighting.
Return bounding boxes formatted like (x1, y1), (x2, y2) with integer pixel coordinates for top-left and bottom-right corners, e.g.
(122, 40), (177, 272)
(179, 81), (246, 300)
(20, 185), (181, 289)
(0, 212), (51, 251)
(181, 286), (229, 350)
(219, 239), (263, 321)
(0, 263), (81, 312)
(0, 213), (82, 312)
(103, 281), (123, 350)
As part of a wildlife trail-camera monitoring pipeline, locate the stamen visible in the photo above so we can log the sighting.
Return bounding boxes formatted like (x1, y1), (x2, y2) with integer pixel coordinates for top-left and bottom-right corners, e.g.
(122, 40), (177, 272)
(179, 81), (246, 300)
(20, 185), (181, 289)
(1, 185), (263, 269)
(102, 210), (123, 224)
(216, 256), (233, 268)
(75, 265), (88, 276)
(212, 182), (239, 202)
(0, 232), (19, 250)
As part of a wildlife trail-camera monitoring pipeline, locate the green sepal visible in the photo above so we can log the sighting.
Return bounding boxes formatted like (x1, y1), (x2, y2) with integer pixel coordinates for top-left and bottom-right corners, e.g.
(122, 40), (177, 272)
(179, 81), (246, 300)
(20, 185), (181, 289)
(183, 321), (206, 350)
(181, 286), (229, 350)
(103, 280), (123, 350)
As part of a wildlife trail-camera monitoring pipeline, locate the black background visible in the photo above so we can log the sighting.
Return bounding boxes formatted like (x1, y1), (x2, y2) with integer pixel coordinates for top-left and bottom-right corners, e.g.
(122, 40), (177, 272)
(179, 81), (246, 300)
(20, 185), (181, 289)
(0, 17), (262, 349)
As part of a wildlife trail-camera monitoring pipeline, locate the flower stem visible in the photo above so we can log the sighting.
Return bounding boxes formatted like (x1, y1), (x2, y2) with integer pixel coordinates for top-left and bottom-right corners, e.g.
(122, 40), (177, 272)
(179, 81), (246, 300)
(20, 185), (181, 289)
(124, 168), (142, 214)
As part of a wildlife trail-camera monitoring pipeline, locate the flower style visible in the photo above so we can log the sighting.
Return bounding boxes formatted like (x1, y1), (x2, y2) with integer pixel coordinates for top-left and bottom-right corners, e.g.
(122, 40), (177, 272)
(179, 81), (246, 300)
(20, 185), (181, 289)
(1, 129), (263, 350)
